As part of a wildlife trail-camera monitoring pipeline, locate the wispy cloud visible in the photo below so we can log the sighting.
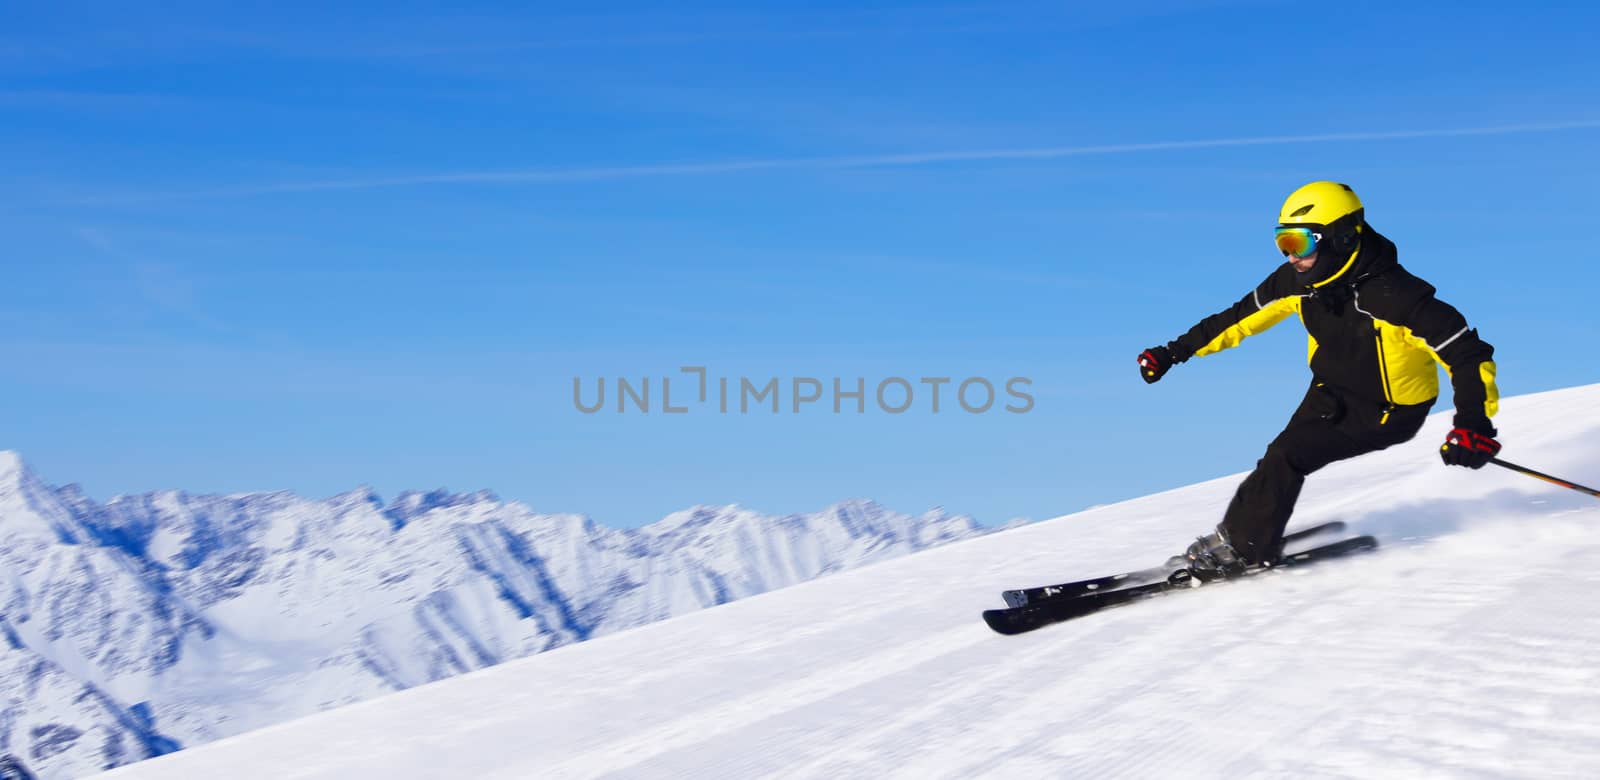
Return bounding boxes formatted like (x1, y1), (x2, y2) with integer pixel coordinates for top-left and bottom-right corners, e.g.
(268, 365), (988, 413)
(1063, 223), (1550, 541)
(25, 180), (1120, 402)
(73, 227), (235, 334)
(4, 3), (1242, 65)
(0, 89), (187, 110)
(63, 119), (1600, 205)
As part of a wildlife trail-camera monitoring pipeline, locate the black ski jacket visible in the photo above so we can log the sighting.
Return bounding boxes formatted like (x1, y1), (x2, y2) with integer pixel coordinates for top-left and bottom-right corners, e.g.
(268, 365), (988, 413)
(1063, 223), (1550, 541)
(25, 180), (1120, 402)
(1164, 224), (1499, 432)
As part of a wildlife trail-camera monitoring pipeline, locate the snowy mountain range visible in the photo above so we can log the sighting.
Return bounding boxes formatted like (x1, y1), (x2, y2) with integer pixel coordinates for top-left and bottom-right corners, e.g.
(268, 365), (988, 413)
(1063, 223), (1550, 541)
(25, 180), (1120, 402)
(93, 382), (1600, 779)
(0, 452), (985, 778)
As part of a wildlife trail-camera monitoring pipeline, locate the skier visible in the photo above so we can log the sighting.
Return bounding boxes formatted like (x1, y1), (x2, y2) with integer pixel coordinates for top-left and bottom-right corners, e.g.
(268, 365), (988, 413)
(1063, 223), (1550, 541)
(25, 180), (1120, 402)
(1136, 181), (1501, 580)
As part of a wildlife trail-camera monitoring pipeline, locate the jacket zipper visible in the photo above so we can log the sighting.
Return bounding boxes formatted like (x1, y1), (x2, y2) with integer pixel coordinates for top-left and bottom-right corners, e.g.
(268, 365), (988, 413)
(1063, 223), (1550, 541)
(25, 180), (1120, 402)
(1373, 324), (1395, 425)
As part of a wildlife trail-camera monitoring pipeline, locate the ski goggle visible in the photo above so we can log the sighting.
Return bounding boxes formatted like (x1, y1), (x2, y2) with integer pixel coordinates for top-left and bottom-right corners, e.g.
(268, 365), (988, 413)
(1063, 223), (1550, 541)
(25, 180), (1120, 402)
(1274, 227), (1322, 258)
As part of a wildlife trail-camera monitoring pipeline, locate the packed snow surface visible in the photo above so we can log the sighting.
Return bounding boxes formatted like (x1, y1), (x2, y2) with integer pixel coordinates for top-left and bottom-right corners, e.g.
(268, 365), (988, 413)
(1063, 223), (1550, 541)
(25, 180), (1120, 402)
(102, 384), (1600, 778)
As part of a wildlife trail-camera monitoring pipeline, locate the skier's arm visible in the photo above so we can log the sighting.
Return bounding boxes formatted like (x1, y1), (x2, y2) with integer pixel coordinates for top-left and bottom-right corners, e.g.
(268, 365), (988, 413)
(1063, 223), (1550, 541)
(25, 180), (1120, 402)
(1165, 268), (1302, 364)
(1397, 296), (1499, 432)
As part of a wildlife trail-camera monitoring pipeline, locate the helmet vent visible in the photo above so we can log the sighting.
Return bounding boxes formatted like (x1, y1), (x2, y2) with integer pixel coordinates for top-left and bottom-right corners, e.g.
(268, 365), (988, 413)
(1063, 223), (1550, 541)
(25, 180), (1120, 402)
(1289, 204), (1315, 218)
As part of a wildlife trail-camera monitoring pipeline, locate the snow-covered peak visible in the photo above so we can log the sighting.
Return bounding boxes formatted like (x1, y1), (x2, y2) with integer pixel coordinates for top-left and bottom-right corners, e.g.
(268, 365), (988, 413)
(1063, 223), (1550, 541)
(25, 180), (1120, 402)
(0, 449), (26, 483)
(825, 497), (891, 529)
(0, 451), (88, 547)
(325, 485), (385, 512)
(829, 496), (884, 513)
(644, 503), (741, 536)
(384, 488), (500, 526)
(0, 449), (42, 501)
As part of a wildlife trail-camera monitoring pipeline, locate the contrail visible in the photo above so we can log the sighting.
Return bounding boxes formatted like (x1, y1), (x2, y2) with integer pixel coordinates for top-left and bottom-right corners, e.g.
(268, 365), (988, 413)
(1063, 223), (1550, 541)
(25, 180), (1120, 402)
(66, 119), (1600, 204)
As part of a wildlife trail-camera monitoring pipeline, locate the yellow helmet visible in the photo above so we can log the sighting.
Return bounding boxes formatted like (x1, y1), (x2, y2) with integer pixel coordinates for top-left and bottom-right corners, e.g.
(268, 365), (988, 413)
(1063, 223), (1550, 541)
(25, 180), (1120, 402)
(1278, 181), (1363, 227)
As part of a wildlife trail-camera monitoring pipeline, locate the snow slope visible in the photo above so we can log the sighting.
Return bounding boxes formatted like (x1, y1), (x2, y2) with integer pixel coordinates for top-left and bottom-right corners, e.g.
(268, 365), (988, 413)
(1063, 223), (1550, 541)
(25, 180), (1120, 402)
(101, 384), (1600, 779)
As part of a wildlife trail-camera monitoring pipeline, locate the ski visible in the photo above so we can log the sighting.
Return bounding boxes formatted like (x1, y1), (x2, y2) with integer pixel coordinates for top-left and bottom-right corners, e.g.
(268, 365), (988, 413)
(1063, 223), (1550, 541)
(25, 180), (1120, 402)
(982, 534), (1378, 636)
(1000, 520), (1347, 608)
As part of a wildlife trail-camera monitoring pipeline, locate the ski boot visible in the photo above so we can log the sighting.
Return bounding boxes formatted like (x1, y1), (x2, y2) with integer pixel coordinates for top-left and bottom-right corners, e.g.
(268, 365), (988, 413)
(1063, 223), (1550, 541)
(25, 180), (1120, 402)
(1182, 527), (1249, 583)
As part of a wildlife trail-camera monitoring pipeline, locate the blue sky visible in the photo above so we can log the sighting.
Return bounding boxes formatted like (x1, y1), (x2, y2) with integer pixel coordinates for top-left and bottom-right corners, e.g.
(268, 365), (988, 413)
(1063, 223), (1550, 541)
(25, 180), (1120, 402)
(3, 1), (1598, 528)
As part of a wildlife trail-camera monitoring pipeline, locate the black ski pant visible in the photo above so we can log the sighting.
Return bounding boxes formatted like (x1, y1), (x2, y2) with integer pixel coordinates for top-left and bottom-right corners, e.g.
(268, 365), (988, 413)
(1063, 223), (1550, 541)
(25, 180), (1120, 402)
(1220, 379), (1432, 564)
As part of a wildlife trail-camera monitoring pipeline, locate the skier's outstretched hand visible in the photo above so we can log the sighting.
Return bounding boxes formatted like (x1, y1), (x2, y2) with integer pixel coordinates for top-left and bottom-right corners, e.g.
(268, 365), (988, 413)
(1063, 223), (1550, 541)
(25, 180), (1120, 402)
(1137, 346), (1174, 384)
(1440, 425), (1500, 469)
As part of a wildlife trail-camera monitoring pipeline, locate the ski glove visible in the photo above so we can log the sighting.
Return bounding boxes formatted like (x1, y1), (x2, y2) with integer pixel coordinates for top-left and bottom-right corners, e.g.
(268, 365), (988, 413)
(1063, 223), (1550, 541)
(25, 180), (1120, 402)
(1440, 426), (1500, 469)
(1138, 346), (1175, 384)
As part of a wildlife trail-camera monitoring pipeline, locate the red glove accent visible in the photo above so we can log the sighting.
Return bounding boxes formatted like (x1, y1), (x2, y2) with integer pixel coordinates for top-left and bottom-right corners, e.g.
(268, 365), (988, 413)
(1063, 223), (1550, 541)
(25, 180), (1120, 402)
(1441, 427), (1501, 469)
(1138, 347), (1174, 384)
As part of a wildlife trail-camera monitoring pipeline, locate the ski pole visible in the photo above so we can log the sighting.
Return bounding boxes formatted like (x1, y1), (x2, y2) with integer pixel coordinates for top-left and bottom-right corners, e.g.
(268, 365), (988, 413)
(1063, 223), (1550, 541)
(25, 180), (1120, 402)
(1490, 457), (1600, 499)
